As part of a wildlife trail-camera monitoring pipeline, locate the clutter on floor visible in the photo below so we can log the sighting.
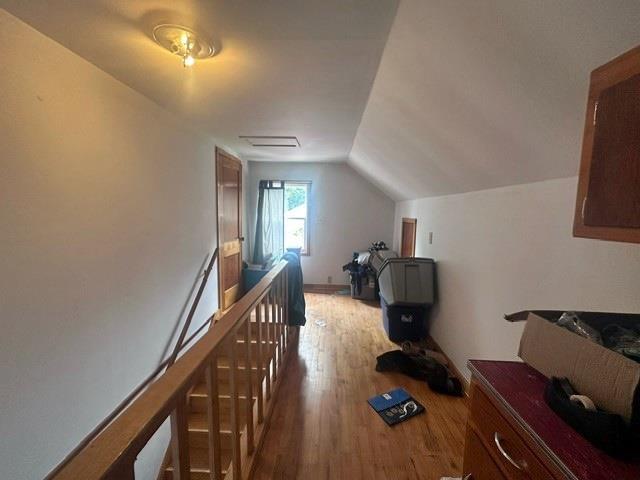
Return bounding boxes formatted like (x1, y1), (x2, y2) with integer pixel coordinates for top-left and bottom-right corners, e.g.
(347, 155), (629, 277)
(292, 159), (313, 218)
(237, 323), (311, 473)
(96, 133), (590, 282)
(401, 340), (448, 366)
(342, 252), (377, 300)
(368, 387), (425, 426)
(343, 241), (399, 302)
(376, 348), (463, 397)
(343, 241), (388, 301)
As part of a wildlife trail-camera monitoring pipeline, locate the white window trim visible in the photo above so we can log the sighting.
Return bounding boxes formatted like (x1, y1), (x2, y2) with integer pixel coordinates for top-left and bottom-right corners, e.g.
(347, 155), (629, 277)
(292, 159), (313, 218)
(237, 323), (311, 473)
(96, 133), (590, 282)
(284, 180), (311, 255)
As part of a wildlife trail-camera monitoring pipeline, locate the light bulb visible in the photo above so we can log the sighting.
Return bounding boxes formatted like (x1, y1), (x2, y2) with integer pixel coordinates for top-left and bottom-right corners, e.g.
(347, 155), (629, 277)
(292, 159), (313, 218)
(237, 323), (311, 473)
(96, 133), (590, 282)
(183, 54), (195, 67)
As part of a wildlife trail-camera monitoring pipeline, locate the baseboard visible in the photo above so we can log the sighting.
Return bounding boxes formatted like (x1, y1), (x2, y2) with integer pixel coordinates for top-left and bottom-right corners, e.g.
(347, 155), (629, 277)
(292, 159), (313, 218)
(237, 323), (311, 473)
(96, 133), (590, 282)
(426, 335), (471, 398)
(303, 284), (350, 294)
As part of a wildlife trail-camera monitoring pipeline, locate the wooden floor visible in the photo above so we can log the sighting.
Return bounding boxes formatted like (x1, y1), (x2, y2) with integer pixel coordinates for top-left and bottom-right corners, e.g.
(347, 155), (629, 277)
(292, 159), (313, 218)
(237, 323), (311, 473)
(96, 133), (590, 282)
(252, 293), (468, 479)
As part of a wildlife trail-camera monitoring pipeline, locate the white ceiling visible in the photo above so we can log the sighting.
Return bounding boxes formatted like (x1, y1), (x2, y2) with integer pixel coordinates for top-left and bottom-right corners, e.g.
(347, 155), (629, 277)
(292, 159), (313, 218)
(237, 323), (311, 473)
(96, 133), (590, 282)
(1, 0), (398, 162)
(350, 0), (640, 200)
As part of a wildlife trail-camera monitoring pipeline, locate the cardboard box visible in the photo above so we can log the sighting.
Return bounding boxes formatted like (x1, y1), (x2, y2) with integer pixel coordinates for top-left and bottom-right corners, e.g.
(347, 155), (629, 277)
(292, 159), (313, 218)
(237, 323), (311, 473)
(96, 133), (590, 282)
(505, 310), (640, 428)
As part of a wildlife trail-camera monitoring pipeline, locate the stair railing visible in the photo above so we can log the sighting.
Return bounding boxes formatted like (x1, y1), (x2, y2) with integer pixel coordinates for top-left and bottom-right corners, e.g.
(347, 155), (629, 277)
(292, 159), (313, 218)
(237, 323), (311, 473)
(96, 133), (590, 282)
(166, 248), (219, 368)
(45, 248), (219, 480)
(49, 258), (293, 480)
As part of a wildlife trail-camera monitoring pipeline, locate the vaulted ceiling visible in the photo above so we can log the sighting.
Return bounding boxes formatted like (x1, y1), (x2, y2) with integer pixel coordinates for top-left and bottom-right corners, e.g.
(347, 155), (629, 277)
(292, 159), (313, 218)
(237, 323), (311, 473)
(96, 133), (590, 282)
(0, 0), (398, 162)
(4, 1), (640, 201)
(350, 0), (640, 200)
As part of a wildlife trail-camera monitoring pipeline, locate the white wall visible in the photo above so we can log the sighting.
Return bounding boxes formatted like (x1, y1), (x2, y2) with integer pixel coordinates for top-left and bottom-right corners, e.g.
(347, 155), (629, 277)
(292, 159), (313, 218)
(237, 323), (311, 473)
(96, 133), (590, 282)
(351, 0), (640, 200)
(394, 177), (640, 380)
(248, 162), (395, 285)
(0, 10), (228, 479)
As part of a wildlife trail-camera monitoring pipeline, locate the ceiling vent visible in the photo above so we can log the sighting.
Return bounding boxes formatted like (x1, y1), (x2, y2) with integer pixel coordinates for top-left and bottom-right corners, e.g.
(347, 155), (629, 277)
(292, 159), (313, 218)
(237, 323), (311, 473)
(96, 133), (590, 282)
(239, 136), (300, 147)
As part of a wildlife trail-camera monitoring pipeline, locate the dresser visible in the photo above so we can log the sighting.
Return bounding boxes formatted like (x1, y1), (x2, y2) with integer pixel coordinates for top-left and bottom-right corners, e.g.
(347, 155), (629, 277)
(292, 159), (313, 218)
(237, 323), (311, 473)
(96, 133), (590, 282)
(463, 360), (640, 480)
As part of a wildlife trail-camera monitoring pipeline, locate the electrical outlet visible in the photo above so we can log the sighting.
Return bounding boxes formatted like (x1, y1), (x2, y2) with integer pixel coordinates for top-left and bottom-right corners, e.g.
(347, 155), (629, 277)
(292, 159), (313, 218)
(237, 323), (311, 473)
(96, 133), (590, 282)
(328, 276), (333, 284)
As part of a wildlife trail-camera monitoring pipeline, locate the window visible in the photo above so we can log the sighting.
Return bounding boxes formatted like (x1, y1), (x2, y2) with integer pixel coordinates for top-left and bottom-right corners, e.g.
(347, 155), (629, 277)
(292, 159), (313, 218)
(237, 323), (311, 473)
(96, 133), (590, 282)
(284, 181), (310, 254)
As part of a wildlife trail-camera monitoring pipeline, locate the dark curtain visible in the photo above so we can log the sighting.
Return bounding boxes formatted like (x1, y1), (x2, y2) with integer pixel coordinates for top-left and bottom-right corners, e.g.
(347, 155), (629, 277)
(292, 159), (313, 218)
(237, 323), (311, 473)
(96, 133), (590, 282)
(253, 180), (285, 265)
(283, 251), (306, 326)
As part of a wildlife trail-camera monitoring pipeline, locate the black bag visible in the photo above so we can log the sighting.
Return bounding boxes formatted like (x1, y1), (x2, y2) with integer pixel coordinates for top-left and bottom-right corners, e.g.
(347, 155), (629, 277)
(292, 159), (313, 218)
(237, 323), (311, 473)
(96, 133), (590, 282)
(544, 377), (634, 458)
(375, 350), (463, 397)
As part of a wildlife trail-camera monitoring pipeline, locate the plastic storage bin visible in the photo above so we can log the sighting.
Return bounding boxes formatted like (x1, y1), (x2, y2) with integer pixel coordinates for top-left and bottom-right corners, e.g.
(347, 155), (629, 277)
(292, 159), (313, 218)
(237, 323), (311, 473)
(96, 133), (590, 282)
(378, 257), (435, 342)
(377, 257), (435, 306)
(381, 297), (430, 342)
(368, 250), (398, 275)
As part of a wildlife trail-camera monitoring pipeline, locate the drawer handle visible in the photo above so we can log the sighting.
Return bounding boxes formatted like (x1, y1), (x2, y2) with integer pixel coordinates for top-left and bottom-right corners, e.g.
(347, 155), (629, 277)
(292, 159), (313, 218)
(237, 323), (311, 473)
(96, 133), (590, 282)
(494, 432), (524, 471)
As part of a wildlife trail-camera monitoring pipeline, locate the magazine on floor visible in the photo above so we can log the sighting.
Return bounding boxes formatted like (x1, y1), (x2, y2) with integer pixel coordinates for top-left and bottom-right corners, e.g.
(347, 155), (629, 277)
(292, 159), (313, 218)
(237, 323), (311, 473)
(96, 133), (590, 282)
(368, 387), (425, 426)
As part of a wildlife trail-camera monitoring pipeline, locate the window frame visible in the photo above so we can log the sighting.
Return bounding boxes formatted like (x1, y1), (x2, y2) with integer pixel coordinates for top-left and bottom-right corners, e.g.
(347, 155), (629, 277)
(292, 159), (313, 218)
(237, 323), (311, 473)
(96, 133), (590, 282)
(283, 180), (311, 256)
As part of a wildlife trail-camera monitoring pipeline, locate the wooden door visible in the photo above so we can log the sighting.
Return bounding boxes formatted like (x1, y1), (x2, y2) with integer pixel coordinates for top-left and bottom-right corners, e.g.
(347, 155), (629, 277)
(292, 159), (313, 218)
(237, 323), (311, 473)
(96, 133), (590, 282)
(401, 218), (417, 257)
(216, 148), (243, 310)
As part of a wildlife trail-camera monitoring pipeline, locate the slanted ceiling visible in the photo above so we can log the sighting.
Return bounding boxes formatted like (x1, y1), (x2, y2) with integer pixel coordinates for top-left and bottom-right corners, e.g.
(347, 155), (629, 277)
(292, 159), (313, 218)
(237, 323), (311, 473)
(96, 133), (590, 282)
(349, 0), (640, 201)
(0, 0), (398, 163)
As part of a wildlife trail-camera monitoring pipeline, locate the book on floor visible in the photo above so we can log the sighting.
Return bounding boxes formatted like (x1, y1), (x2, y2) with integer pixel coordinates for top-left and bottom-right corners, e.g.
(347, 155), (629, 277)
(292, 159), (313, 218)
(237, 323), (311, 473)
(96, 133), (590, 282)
(368, 387), (425, 426)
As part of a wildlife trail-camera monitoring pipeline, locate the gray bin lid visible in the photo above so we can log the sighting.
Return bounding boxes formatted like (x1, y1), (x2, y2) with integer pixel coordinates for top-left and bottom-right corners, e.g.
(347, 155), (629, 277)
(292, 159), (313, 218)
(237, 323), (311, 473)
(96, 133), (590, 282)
(378, 257), (435, 306)
(368, 249), (398, 273)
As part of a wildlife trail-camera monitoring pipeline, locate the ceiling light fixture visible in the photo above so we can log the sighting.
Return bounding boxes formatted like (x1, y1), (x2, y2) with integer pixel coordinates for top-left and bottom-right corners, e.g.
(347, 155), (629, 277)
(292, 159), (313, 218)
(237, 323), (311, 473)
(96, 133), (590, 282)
(152, 24), (215, 68)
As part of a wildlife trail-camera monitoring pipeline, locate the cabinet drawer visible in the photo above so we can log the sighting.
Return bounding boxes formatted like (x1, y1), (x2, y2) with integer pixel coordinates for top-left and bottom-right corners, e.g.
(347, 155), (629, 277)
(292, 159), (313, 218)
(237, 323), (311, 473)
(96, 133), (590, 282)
(463, 427), (508, 480)
(469, 385), (552, 480)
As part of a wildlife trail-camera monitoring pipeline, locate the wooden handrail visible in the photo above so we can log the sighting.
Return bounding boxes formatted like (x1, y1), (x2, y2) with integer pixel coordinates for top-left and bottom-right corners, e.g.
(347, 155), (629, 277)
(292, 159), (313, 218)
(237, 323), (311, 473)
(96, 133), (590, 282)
(51, 259), (291, 480)
(167, 248), (219, 367)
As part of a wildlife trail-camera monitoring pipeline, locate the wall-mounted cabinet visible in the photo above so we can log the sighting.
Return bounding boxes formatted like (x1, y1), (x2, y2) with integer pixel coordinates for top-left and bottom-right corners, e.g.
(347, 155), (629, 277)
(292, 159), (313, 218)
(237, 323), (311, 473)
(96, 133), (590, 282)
(574, 46), (640, 243)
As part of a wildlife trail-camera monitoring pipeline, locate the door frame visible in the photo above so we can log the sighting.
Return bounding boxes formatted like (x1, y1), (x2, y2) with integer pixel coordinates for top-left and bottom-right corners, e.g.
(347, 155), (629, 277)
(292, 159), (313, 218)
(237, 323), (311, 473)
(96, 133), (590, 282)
(401, 217), (417, 257)
(215, 147), (244, 311)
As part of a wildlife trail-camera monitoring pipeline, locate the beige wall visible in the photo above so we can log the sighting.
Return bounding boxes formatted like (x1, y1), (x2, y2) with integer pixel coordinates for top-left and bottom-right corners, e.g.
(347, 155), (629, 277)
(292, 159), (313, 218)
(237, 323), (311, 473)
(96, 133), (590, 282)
(0, 10), (227, 479)
(394, 176), (640, 380)
(248, 161), (395, 285)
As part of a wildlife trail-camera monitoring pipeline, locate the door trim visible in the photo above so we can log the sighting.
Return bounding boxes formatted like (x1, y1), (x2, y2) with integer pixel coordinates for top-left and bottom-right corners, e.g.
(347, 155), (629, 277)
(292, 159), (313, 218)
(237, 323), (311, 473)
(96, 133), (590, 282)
(401, 217), (417, 257)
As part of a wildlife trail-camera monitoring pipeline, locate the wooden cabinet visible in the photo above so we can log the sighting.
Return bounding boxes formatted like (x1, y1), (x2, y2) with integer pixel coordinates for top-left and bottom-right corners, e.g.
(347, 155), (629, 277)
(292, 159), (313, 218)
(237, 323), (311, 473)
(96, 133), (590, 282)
(463, 429), (507, 480)
(574, 45), (640, 243)
(465, 385), (553, 480)
(462, 361), (640, 480)
(463, 380), (557, 480)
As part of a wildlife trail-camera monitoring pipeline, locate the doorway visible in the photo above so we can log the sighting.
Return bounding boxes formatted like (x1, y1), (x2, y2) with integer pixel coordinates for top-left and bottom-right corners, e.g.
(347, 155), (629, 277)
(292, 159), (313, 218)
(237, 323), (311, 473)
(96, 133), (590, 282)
(401, 217), (417, 257)
(216, 147), (244, 311)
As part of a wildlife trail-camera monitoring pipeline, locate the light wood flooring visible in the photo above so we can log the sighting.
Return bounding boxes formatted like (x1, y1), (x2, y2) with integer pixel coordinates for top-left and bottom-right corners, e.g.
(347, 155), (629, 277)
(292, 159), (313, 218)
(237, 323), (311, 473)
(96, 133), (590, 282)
(252, 293), (468, 479)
